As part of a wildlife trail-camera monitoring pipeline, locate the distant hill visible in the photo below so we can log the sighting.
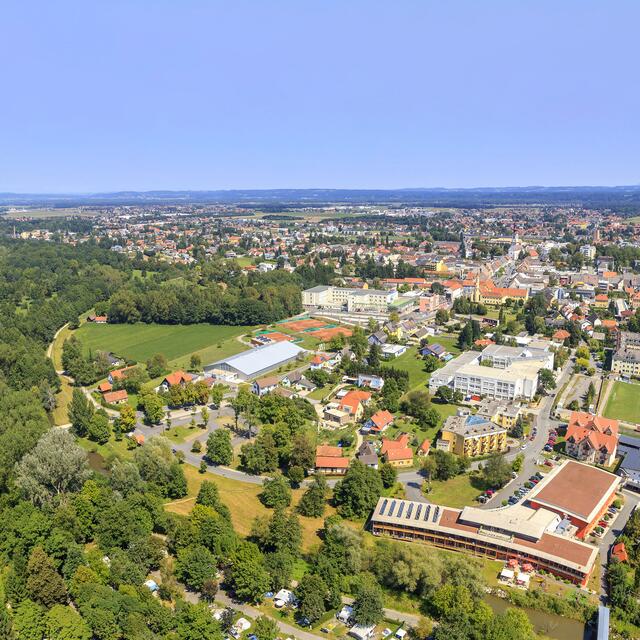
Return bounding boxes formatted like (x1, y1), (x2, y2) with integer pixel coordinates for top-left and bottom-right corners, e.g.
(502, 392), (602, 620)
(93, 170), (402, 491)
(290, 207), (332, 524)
(1, 185), (640, 209)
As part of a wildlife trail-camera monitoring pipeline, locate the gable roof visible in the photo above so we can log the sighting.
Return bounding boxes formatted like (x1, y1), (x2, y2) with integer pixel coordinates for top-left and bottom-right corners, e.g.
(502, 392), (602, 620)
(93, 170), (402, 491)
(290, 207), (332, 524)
(316, 445), (344, 458)
(339, 390), (371, 414)
(369, 410), (394, 430)
(163, 371), (192, 386)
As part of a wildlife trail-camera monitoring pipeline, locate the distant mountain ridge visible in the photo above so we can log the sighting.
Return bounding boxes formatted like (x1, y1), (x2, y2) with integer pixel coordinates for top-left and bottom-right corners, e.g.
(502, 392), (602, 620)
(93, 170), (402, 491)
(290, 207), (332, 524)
(1, 185), (640, 208)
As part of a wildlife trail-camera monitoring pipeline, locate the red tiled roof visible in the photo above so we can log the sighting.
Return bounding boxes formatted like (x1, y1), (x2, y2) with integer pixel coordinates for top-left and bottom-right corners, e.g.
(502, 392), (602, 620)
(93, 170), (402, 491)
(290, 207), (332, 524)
(369, 410), (394, 430)
(104, 389), (128, 403)
(339, 390), (371, 414)
(316, 445), (344, 458)
(315, 456), (349, 469)
(381, 433), (410, 455)
(163, 371), (192, 386)
(385, 447), (413, 462)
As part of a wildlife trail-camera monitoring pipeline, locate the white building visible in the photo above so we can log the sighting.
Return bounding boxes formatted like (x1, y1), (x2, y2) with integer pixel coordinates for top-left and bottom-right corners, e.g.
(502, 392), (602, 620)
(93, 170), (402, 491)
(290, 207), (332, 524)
(429, 344), (553, 401)
(302, 285), (397, 313)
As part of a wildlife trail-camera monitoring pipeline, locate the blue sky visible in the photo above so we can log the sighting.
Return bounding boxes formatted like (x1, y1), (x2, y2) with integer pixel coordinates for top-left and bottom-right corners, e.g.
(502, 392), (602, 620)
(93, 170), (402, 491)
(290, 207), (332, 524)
(1, 0), (638, 192)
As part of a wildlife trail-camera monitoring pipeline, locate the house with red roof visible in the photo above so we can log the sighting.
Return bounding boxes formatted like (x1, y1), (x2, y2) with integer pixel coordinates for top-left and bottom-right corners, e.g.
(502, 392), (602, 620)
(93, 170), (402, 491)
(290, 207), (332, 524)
(363, 410), (394, 434)
(103, 389), (129, 405)
(565, 411), (619, 467)
(338, 390), (371, 421)
(552, 329), (571, 342)
(381, 433), (413, 467)
(417, 439), (431, 457)
(314, 444), (349, 475)
(159, 370), (194, 392)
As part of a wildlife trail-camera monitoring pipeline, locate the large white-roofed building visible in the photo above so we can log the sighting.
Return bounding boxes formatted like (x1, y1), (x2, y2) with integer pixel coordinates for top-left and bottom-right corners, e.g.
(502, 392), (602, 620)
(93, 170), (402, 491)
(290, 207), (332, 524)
(428, 344), (554, 401)
(205, 341), (306, 381)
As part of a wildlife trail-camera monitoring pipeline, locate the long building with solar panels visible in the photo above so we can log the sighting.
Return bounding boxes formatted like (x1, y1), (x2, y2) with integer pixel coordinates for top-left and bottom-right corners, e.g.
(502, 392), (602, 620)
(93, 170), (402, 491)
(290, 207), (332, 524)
(370, 494), (600, 586)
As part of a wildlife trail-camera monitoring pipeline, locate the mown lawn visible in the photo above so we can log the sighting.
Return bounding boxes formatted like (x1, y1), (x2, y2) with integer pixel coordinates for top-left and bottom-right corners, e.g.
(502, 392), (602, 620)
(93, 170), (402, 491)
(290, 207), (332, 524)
(424, 473), (482, 508)
(74, 322), (253, 366)
(604, 381), (640, 424)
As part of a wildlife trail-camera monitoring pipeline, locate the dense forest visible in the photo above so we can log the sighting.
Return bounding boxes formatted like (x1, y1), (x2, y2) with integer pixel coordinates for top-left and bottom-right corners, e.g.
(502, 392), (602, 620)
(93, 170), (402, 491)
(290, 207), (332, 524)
(101, 262), (302, 326)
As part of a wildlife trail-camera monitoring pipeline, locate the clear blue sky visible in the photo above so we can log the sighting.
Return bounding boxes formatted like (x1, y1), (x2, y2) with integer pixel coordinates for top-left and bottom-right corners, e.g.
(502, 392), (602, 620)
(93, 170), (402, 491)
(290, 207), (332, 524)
(2, 0), (639, 192)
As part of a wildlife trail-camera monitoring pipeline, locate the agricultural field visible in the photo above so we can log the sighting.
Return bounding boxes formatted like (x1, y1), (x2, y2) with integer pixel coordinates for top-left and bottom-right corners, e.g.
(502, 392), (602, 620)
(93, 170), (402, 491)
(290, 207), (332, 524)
(3, 207), (102, 218)
(603, 380), (640, 424)
(74, 322), (253, 367)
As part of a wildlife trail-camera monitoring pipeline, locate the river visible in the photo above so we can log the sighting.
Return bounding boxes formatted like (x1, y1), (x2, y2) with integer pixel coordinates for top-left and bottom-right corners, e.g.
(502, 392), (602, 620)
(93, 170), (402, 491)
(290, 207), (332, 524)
(484, 593), (589, 640)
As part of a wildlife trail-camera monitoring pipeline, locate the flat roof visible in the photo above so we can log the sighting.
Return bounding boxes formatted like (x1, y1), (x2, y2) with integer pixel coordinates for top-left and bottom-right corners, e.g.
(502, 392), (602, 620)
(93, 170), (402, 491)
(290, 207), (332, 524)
(371, 498), (597, 573)
(211, 341), (305, 377)
(459, 504), (559, 540)
(527, 460), (621, 523)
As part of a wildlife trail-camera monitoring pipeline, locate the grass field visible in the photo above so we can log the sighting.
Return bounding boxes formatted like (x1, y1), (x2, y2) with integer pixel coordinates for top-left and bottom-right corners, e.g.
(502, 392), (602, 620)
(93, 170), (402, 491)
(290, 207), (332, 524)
(425, 473), (482, 508)
(165, 464), (335, 551)
(604, 381), (640, 424)
(74, 322), (252, 366)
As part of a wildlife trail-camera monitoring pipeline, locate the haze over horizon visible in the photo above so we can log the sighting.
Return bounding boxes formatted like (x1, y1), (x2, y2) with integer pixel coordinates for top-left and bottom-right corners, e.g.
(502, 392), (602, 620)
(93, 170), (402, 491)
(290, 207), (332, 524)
(2, 0), (639, 192)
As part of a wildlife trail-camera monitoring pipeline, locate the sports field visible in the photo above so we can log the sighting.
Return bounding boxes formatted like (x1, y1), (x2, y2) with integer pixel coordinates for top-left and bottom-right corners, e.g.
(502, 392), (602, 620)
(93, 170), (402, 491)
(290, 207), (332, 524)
(603, 381), (640, 424)
(75, 322), (252, 366)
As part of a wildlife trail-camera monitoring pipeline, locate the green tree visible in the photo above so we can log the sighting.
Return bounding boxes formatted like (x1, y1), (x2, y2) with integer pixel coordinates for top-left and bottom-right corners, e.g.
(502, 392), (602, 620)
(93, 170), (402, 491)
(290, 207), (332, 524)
(45, 605), (91, 640)
(87, 410), (111, 444)
(12, 599), (46, 640)
(489, 608), (536, 640)
(254, 616), (278, 640)
(16, 429), (90, 505)
(538, 368), (556, 392)
(260, 474), (292, 509)
(333, 461), (384, 519)
(379, 462), (397, 489)
(146, 353), (168, 378)
(190, 353), (203, 372)
(176, 602), (223, 640)
(210, 384), (225, 408)
(298, 475), (328, 518)
(175, 545), (217, 591)
(348, 327), (368, 360)
(296, 574), (327, 624)
(68, 388), (94, 437)
(368, 343), (381, 367)
(200, 406), (209, 427)
(352, 575), (384, 626)
(206, 429), (233, 466)
(481, 454), (512, 489)
(26, 546), (68, 607)
(288, 465), (305, 486)
(229, 542), (271, 603)
(118, 403), (137, 433)
(141, 392), (164, 424)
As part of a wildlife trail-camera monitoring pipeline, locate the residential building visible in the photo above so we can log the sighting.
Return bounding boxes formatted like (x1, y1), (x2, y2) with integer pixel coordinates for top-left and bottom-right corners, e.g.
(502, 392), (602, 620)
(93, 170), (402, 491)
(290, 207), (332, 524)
(159, 370), (193, 392)
(565, 411), (619, 467)
(103, 389), (129, 405)
(612, 331), (640, 377)
(381, 433), (413, 467)
(252, 375), (279, 396)
(357, 442), (379, 469)
(476, 398), (521, 429)
(363, 409), (394, 434)
(315, 445), (349, 475)
(439, 412), (507, 457)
